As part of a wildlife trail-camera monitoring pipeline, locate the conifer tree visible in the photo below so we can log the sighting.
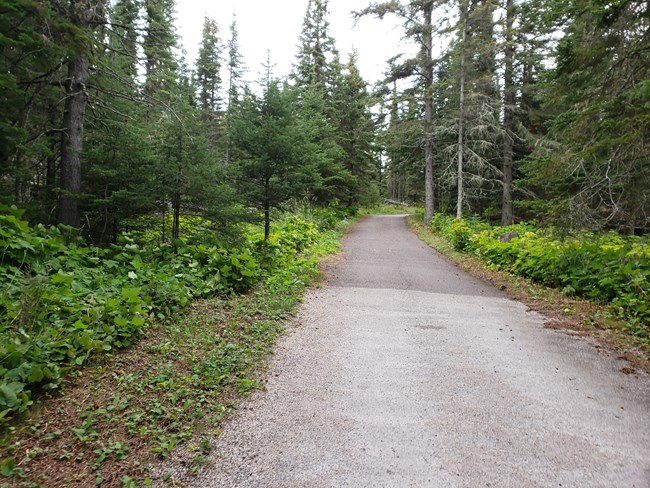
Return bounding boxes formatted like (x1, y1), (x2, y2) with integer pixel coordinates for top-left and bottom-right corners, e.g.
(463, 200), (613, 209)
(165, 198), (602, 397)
(294, 0), (339, 91)
(523, 0), (650, 231)
(226, 16), (246, 111)
(292, 0), (352, 205)
(231, 82), (321, 240)
(195, 16), (223, 113)
(143, 0), (178, 99)
(0, 1), (64, 212)
(56, 0), (109, 227)
(224, 16), (246, 163)
(330, 52), (378, 206)
(355, 1), (437, 221)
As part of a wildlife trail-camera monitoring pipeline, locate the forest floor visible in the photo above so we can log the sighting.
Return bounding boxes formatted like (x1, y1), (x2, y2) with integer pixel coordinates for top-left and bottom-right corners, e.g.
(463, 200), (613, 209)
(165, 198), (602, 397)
(157, 215), (650, 487)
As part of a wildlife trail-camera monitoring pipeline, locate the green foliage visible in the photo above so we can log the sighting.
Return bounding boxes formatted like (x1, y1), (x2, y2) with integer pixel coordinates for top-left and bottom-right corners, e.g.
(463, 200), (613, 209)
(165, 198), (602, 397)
(429, 215), (649, 337)
(231, 82), (323, 238)
(520, 0), (650, 232)
(0, 208), (342, 419)
(430, 214), (490, 251)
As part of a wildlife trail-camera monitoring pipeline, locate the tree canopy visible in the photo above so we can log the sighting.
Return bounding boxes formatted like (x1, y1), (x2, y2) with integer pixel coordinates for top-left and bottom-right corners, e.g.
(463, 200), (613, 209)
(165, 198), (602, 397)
(0, 0), (647, 235)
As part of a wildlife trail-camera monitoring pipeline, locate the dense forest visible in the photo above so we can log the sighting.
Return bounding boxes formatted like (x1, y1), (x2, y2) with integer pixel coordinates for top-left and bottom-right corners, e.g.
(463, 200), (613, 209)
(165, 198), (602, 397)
(1, 0), (647, 237)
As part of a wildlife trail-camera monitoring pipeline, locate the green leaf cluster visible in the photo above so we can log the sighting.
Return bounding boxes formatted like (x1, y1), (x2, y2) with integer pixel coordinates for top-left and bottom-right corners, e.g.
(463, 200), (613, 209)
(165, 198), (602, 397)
(430, 215), (649, 337)
(0, 208), (341, 419)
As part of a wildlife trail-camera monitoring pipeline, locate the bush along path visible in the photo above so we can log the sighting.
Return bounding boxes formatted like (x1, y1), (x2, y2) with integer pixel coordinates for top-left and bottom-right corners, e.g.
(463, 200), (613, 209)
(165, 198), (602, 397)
(410, 214), (650, 360)
(0, 209), (346, 486)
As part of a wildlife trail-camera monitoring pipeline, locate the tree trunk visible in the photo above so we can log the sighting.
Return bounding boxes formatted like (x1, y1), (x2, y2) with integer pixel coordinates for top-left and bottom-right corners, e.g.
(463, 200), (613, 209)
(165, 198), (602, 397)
(423, 1), (435, 224)
(264, 202), (271, 241)
(456, 0), (467, 220)
(172, 192), (181, 241)
(59, 54), (90, 228)
(501, 0), (515, 226)
(45, 150), (57, 212)
(172, 138), (183, 241)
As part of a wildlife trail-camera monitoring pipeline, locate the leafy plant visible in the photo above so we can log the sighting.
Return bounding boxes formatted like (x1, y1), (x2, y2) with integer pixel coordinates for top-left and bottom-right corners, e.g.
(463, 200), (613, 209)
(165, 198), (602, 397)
(0, 209), (344, 419)
(429, 215), (649, 339)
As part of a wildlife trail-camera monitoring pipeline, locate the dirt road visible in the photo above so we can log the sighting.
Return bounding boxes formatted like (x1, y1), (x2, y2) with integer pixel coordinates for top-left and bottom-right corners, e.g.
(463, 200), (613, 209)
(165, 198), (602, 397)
(179, 215), (650, 487)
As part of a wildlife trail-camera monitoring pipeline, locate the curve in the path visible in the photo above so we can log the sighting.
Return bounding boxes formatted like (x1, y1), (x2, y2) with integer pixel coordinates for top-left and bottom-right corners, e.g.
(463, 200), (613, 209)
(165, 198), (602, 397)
(174, 215), (650, 488)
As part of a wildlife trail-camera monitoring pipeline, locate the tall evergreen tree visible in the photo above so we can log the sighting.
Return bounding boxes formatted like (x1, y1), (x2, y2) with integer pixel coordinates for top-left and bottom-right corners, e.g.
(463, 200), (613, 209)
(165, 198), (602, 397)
(195, 16), (223, 113)
(226, 16), (246, 110)
(0, 1), (64, 213)
(143, 0), (177, 99)
(292, 0), (352, 205)
(501, 0), (515, 224)
(522, 0), (650, 231)
(83, 0), (154, 242)
(294, 0), (339, 91)
(231, 82), (321, 240)
(330, 52), (378, 206)
(355, 1), (437, 221)
(55, 0), (109, 227)
(224, 16), (246, 163)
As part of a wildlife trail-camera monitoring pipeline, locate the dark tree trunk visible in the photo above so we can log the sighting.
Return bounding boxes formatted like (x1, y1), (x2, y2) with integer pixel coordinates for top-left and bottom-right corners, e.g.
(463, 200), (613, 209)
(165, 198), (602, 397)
(264, 202), (271, 241)
(172, 192), (181, 240)
(423, 1), (435, 224)
(457, 0), (468, 220)
(501, 0), (515, 226)
(59, 54), (90, 228)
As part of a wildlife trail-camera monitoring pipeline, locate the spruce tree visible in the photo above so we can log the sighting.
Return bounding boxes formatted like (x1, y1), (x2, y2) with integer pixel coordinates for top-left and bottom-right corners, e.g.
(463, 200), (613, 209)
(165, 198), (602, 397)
(330, 52), (378, 206)
(231, 82), (321, 240)
(523, 0), (650, 231)
(195, 16), (223, 113)
(143, 0), (178, 99)
(355, 1), (437, 221)
(294, 0), (339, 92)
(292, 0), (352, 206)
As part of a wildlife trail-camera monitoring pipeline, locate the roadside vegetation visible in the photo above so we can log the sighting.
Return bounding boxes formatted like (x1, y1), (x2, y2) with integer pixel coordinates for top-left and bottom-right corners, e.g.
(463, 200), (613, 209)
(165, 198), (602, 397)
(1, 0), (648, 483)
(409, 213), (650, 363)
(0, 206), (351, 486)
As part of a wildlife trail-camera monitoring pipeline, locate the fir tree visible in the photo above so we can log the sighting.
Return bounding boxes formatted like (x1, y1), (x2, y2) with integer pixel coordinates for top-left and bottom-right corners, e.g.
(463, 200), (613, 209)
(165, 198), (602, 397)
(195, 16), (223, 113)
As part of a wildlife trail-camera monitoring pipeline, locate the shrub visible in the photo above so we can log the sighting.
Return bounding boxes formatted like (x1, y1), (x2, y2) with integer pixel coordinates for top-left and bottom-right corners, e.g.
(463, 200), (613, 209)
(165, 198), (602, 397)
(0, 209), (334, 420)
(428, 213), (649, 338)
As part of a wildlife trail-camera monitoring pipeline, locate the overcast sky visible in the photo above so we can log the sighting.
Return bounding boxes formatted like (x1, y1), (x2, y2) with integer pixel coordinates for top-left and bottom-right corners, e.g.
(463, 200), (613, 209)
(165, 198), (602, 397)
(174, 0), (419, 86)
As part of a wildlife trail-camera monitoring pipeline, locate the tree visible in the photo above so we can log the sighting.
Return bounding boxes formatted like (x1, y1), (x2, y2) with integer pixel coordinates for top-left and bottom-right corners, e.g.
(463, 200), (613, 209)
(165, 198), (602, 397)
(456, 0), (468, 219)
(292, 0), (354, 206)
(294, 0), (339, 92)
(226, 16), (246, 110)
(224, 15), (246, 163)
(143, 0), (177, 99)
(231, 82), (321, 240)
(56, 0), (108, 228)
(0, 0), (64, 212)
(523, 0), (650, 232)
(355, 1), (437, 222)
(501, 0), (515, 225)
(330, 52), (379, 206)
(382, 81), (425, 204)
(195, 16), (222, 113)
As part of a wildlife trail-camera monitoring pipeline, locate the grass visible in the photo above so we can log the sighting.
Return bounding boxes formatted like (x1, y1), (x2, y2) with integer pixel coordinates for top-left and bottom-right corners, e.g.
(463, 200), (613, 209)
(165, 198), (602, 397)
(408, 215), (650, 372)
(0, 223), (348, 487)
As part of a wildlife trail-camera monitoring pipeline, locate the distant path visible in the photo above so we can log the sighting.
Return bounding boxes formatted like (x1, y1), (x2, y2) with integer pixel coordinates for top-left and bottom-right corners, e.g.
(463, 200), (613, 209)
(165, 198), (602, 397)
(179, 215), (650, 487)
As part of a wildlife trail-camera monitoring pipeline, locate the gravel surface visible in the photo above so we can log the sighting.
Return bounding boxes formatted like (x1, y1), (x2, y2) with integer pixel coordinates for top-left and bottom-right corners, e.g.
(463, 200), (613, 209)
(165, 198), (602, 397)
(161, 215), (650, 487)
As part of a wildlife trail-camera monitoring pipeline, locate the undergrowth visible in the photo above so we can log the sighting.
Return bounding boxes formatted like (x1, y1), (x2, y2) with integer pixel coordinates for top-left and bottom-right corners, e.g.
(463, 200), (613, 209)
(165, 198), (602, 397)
(0, 209), (346, 486)
(415, 213), (649, 347)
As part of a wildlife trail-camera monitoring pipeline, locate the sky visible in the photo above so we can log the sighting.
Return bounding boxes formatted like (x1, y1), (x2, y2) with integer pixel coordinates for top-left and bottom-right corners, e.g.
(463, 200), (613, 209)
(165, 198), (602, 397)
(174, 0), (419, 87)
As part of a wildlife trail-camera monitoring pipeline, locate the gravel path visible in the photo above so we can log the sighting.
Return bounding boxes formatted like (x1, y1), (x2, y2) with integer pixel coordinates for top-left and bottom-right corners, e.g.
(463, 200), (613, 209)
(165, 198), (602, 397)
(169, 215), (650, 487)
